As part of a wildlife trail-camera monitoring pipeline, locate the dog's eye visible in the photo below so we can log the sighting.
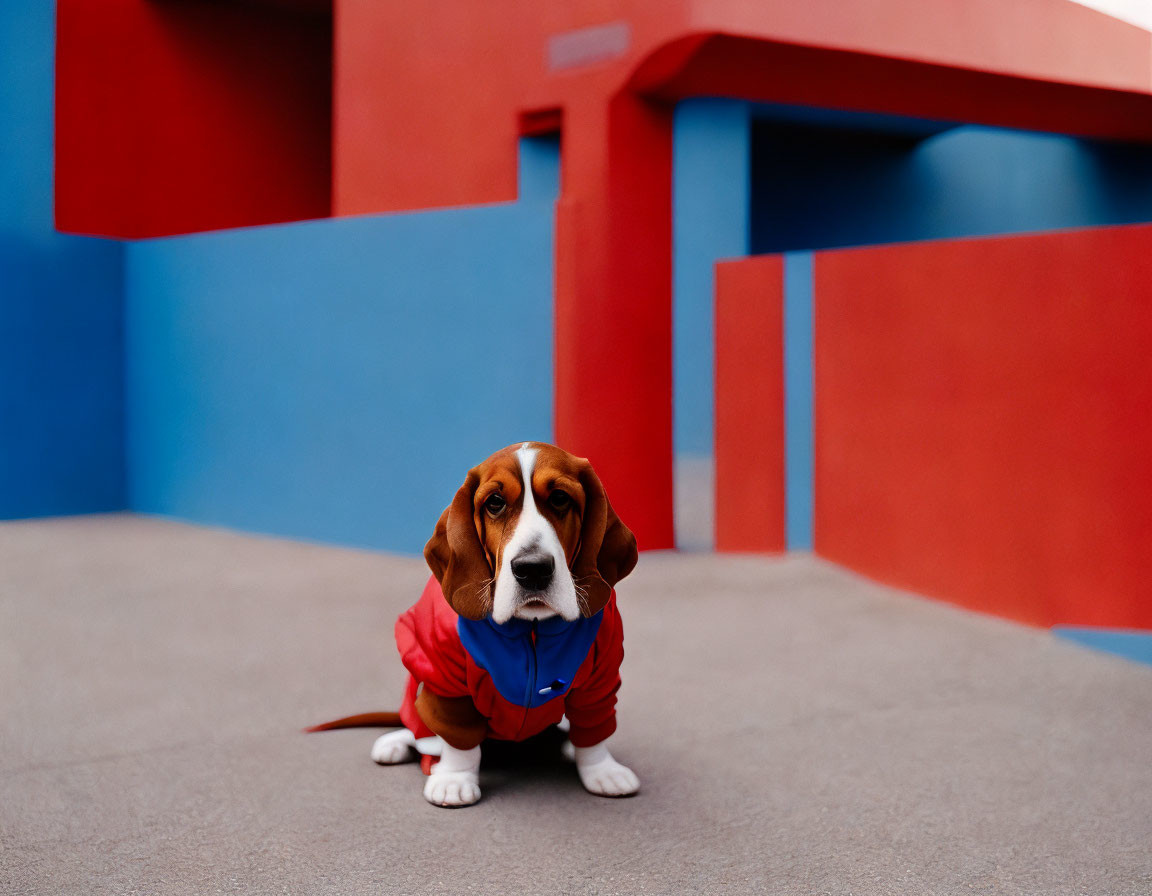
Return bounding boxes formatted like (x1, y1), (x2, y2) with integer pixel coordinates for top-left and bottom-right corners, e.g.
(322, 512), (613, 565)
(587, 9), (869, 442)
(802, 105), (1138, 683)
(548, 490), (571, 512)
(483, 494), (507, 517)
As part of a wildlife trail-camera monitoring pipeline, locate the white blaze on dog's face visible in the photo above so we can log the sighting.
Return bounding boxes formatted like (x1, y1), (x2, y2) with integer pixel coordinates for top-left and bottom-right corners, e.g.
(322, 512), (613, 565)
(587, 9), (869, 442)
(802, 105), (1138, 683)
(488, 444), (578, 622)
(423, 441), (638, 625)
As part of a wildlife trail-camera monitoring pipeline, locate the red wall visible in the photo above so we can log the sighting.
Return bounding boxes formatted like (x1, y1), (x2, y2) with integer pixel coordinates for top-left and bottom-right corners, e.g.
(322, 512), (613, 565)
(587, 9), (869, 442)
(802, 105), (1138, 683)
(814, 225), (1152, 629)
(714, 257), (786, 553)
(55, 0), (331, 238)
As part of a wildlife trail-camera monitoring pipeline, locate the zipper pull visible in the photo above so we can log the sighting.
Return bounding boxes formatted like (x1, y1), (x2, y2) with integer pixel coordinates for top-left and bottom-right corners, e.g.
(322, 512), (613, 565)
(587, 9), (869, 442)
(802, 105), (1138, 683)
(538, 678), (568, 695)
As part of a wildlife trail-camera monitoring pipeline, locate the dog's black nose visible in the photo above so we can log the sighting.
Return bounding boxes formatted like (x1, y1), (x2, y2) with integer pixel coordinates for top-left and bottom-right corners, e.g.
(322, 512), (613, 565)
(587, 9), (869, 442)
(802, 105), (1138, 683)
(511, 553), (554, 591)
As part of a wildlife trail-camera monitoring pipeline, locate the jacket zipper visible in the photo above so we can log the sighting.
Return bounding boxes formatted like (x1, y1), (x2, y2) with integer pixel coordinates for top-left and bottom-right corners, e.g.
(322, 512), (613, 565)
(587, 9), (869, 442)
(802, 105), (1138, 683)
(516, 620), (539, 738)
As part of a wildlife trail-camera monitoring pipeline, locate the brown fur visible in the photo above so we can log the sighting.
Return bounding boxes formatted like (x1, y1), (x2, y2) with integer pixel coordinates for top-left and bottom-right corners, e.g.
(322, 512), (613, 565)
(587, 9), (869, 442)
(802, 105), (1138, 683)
(415, 690), (489, 750)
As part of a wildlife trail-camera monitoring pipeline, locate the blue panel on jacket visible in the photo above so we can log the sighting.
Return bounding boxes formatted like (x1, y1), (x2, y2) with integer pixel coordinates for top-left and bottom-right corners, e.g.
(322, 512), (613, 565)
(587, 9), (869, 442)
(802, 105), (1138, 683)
(457, 612), (603, 708)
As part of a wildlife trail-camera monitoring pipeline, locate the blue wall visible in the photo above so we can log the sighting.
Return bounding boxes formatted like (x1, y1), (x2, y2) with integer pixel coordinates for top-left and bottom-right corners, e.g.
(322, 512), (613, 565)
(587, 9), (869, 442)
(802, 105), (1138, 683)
(0, 1), (125, 518)
(671, 100), (751, 549)
(124, 141), (558, 554)
(672, 100), (751, 461)
(1054, 628), (1152, 667)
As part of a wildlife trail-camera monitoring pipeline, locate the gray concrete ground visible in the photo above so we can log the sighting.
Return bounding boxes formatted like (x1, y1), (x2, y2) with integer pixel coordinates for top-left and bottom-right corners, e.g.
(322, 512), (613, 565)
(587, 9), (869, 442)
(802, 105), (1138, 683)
(2, 515), (1151, 895)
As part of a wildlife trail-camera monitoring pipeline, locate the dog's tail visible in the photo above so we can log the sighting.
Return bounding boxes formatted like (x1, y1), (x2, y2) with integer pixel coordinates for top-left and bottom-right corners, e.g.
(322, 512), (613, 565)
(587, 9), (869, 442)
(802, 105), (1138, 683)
(304, 711), (403, 733)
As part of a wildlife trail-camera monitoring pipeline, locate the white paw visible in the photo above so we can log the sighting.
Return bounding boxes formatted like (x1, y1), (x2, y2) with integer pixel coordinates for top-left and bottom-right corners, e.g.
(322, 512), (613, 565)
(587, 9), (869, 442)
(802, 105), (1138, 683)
(577, 757), (640, 797)
(371, 729), (416, 765)
(423, 770), (482, 807)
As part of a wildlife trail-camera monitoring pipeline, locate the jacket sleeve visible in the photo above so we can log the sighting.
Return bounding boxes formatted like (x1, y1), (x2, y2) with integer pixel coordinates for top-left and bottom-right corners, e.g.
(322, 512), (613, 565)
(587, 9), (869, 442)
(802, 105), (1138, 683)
(395, 576), (472, 700)
(563, 596), (623, 747)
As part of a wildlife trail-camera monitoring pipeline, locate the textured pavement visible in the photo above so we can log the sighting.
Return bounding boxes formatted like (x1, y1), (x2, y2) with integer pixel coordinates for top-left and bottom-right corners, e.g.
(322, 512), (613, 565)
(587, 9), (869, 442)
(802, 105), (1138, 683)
(2, 515), (1150, 895)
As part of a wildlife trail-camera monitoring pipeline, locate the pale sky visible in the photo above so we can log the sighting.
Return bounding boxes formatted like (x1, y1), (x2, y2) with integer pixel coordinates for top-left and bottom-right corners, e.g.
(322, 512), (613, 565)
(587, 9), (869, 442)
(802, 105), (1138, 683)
(1070, 0), (1152, 31)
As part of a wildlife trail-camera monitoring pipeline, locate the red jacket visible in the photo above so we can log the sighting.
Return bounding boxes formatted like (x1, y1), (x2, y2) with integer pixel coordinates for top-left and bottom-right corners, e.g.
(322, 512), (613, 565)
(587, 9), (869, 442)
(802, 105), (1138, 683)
(396, 576), (623, 748)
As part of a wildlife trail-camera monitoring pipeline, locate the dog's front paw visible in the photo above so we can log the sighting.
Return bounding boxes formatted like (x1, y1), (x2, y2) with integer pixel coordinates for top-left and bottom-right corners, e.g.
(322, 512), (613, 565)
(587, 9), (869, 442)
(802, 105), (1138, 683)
(423, 769), (482, 807)
(577, 756), (640, 797)
(370, 729), (416, 765)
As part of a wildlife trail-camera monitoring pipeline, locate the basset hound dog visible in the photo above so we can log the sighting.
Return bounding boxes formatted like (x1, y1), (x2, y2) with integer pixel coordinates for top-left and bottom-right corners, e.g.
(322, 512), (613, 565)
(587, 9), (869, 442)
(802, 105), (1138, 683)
(309, 441), (639, 807)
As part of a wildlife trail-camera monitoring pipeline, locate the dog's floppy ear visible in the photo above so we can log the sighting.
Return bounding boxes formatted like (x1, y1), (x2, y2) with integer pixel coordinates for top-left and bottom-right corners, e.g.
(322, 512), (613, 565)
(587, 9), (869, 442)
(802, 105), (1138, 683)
(571, 462), (638, 616)
(424, 469), (493, 620)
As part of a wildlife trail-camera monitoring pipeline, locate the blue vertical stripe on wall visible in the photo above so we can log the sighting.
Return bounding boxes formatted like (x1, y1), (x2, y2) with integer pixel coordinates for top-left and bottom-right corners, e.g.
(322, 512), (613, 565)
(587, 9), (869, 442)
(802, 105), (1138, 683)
(124, 140), (558, 554)
(518, 133), (562, 200)
(0, 0), (125, 518)
(672, 99), (751, 459)
(783, 252), (814, 551)
(671, 99), (750, 549)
